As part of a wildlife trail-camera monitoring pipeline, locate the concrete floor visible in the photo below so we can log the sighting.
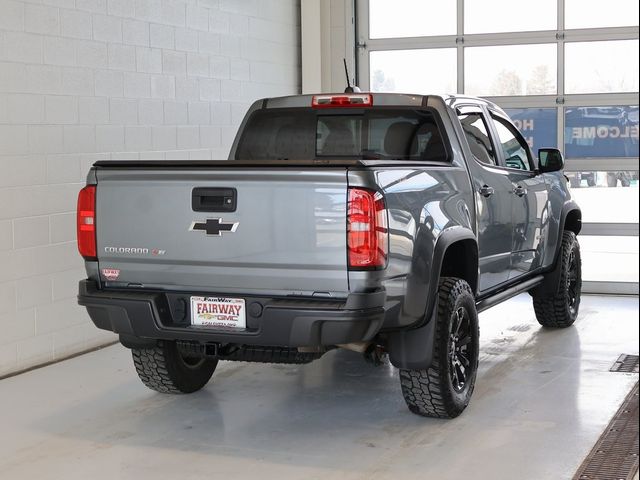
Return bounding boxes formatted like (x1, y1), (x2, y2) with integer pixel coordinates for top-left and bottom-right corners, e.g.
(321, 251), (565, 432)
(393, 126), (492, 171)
(0, 295), (638, 480)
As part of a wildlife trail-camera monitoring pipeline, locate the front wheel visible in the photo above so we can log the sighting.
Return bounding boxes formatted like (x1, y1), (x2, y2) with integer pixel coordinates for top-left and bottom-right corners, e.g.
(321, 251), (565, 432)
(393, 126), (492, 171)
(132, 341), (218, 394)
(532, 231), (582, 328)
(399, 278), (479, 419)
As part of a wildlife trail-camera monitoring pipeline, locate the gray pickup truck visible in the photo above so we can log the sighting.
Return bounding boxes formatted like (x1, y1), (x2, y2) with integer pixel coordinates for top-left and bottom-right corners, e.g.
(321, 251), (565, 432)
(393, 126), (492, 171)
(77, 93), (582, 418)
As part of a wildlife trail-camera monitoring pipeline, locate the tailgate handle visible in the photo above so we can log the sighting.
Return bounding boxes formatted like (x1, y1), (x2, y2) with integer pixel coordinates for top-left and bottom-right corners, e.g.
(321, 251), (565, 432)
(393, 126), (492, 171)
(192, 188), (237, 212)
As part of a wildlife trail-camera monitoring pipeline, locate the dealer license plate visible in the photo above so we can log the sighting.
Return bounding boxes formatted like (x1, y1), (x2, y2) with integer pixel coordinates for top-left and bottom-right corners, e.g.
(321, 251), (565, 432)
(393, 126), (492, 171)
(190, 296), (246, 329)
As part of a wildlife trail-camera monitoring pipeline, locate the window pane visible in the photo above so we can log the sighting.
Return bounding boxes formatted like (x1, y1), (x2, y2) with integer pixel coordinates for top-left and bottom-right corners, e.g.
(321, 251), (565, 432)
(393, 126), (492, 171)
(316, 111), (447, 161)
(370, 49), (457, 94)
(566, 0), (640, 29)
(236, 109), (446, 161)
(505, 108), (558, 152)
(367, 113), (448, 161)
(580, 236), (639, 283)
(457, 108), (497, 165)
(491, 115), (533, 170)
(565, 40), (639, 94)
(567, 171), (639, 223)
(465, 44), (557, 96)
(316, 116), (362, 157)
(564, 106), (639, 158)
(369, 0), (456, 39)
(464, 0), (556, 34)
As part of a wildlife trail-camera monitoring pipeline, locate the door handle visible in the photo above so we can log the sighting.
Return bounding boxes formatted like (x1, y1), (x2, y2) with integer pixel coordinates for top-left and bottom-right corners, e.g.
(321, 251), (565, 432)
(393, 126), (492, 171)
(512, 185), (527, 197)
(192, 187), (237, 212)
(479, 185), (495, 198)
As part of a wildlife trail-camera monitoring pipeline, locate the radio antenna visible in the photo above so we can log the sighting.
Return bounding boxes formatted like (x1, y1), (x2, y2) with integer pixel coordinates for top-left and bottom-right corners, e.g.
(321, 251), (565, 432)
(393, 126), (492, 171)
(344, 58), (352, 90)
(343, 58), (361, 93)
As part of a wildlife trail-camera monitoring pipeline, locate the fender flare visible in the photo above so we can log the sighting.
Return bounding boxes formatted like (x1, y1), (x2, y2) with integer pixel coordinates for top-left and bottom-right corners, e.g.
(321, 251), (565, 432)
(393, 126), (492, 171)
(558, 200), (582, 237)
(427, 227), (478, 319)
(388, 226), (477, 370)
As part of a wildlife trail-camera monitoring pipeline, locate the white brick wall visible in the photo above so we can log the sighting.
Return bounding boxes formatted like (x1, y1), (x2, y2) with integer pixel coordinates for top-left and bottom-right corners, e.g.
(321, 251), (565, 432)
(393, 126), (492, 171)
(0, 0), (301, 377)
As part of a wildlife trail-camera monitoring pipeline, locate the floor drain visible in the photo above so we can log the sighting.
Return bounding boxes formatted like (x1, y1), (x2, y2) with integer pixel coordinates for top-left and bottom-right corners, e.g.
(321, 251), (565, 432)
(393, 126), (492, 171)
(610, 355), (640, 373)
(573, 382), (639, 480)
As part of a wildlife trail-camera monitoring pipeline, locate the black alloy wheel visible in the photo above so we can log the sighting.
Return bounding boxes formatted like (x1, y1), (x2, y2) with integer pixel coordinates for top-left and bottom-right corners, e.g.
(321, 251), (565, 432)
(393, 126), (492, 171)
(449, 307), (475, 392)
(566, 249), (580, 317)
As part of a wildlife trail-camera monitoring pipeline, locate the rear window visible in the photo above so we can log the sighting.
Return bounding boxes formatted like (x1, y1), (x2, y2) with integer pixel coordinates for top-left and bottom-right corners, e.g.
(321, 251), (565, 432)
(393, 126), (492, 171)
(235, 108), (449, 161)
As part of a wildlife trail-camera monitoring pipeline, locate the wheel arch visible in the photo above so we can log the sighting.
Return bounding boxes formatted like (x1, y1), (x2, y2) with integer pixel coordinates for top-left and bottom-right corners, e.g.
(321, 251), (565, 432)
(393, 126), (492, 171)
(553, 201), (582, 266)
(562, 204), (582, 235)
(387, 227), (478, 370)
(439, 238), (479, 296)
(428, 227), (479, 325)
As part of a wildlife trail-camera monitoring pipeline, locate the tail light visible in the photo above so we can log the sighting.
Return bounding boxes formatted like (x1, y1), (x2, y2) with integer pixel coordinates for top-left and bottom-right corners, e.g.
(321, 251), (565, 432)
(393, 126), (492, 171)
(312, 94), (373, 108)
(347, 188), (388, 269)
(77, 186), (97, 259)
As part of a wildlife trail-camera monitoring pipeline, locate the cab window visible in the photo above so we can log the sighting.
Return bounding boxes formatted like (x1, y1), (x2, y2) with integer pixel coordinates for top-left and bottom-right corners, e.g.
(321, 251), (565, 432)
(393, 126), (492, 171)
(456, 107), (497, 166)
(236, 108), (449, 161)
(491, 114), (534, 171)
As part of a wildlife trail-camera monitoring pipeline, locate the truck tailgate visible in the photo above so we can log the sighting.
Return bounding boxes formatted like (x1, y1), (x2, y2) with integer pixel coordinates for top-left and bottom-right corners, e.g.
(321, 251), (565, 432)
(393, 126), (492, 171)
(94, 167), (349, 295)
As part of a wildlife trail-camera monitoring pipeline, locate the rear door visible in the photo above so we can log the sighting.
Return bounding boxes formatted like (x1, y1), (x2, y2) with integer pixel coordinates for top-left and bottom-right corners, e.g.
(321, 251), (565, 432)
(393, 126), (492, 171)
(456, 106), (513, 292)
(95, 167), (349, 295)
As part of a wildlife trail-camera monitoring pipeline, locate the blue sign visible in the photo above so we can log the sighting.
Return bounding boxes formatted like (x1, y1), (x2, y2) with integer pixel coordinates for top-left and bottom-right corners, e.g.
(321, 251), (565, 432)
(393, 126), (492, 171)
(506, 106), (639, 158)
(564, 106), (639, 158)
(505, 108), (558, 153)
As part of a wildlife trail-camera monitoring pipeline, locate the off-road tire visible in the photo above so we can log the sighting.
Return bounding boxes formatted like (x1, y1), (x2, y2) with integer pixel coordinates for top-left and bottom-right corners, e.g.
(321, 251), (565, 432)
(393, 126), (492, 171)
(399, 278), (479, 419)
(132, 341), (218, 394)
(532, 231), (582, 328)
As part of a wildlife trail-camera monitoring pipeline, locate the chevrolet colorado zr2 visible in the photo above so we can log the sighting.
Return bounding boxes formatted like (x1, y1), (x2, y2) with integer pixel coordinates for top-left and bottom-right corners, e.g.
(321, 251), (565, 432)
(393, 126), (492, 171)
(77, 93), (582, 418)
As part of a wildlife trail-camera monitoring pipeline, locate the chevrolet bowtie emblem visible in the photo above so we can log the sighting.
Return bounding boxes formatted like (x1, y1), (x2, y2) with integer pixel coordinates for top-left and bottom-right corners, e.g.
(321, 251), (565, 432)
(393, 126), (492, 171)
(189, 218), (239, 236)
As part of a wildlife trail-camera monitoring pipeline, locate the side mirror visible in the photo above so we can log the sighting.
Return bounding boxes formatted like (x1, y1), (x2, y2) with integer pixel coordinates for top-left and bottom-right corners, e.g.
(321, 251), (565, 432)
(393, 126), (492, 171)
(538, 148), (564, 173)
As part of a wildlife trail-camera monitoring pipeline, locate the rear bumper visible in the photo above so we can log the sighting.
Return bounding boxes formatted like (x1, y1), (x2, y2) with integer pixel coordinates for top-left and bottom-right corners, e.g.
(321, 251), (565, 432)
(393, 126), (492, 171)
(78, 280), (386, 347)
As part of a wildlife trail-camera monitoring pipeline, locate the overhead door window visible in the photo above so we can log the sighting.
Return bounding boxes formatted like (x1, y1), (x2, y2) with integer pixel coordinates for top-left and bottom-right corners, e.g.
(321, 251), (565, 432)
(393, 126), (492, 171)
(465, 44), (557, 96)
(369, 0), (456, 38)
(564, 106), (639, 158)
(565, 40), (639, 94)
(565, 0), (640, 29)
(464, 0), (556, 34)
(369, 49), (457, 94)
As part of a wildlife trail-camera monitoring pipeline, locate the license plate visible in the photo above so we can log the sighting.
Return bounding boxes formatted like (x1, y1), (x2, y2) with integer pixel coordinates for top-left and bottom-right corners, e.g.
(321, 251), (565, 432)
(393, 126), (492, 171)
(190, 296), (246, 329)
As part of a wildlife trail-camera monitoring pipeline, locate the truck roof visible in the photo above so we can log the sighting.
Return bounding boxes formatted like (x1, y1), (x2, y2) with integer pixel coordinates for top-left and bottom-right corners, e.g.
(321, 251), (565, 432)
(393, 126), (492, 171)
(260, 92), (508, 117)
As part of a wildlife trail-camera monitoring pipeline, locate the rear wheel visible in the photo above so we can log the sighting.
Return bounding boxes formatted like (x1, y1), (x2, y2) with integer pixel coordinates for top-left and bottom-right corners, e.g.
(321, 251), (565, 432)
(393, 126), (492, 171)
(132, 341), (218, 394)
(399, 278), (479, 419)
(532, 231), (582, 328)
